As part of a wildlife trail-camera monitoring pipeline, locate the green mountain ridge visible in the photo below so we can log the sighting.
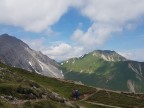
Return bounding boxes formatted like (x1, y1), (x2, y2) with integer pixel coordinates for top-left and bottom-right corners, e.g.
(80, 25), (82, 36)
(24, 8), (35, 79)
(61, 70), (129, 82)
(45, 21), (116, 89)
(61, 50), (144, 93)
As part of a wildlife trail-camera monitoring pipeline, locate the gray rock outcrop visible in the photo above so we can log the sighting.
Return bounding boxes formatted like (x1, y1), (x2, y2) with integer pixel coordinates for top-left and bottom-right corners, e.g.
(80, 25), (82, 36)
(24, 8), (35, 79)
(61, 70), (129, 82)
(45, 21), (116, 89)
(0, 34), (63, 78)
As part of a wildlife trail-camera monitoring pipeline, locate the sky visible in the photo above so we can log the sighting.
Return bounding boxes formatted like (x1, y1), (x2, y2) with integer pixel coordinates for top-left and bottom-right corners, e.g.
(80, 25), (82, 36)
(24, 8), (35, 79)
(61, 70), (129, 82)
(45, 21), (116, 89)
(0, 0), (144, 61)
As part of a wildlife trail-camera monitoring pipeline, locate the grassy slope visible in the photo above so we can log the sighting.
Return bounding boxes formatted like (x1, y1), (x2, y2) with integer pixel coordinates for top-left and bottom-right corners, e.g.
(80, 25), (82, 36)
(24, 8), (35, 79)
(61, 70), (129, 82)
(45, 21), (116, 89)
(0, 62), (97, 95)
(0, 62), (96, 108)
(1, 62), (144, 108)
(87, 90), (144, 108)
(61, 53), (144, 92)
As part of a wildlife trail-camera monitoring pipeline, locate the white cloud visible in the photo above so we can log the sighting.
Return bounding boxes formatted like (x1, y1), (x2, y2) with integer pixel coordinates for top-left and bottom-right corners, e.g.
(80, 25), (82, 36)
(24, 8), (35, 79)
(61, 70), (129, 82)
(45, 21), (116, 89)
(72, 23), (122, 46)
(72, 0), (144, 46)
(118, 49), (144, 62)
(79, 0), (144, 23)
(0, 0), (76, 32)
(1, 0), (144, 43)
(23, 38), (84, 61)
(42, 43), (84, 61)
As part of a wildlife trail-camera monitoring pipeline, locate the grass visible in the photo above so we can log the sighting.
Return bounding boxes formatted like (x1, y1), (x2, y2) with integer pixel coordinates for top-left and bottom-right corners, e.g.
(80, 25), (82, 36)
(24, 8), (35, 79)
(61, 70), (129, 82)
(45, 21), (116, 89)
(22, 99), (72, 108)
(87, 90), (144, 108)
(0, 99), (73, 108)
(1, 62), (144, 108)
(0, 62), (96, 98)
(9, 68), (96, 98)
(0, 99), (12, 108)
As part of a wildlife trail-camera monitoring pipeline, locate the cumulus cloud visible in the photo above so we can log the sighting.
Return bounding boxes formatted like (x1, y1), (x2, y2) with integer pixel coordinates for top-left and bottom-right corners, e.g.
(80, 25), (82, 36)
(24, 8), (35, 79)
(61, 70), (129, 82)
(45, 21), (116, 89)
(72, 0), (144, 46)
(0, 0), (76, 32)
(1, 0), (144, 43)
(23, 38), (84, 61)
(72, 23), (122, 46)
(42, 43), (84, 61)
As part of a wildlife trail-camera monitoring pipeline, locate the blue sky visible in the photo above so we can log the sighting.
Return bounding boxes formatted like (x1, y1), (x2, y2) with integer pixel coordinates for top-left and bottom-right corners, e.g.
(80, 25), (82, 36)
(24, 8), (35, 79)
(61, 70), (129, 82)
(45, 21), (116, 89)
(0, 0), (144, 61)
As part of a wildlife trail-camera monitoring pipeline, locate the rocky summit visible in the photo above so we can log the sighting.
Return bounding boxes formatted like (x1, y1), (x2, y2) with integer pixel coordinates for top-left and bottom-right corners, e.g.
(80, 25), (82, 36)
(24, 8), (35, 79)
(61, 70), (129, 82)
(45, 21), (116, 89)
(0, 34), (63, 78)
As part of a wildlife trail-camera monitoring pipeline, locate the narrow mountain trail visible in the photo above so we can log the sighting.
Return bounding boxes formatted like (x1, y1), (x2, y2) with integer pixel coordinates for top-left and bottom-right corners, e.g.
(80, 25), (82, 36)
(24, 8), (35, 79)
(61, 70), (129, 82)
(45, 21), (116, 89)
(81, 90), (98, 101)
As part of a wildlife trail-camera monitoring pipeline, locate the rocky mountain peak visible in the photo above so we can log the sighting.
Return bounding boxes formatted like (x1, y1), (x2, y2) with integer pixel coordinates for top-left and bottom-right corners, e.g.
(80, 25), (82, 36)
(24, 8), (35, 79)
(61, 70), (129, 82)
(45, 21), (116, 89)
(0, 34), (63, 78)
(0, 34), (29, 49)
(92, 50), (127, 62)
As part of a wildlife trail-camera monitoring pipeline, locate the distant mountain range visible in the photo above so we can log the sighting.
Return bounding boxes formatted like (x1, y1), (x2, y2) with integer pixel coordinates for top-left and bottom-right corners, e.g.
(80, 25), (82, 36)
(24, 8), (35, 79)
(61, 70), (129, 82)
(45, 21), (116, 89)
(0, 34), (63, 78)
(0, 34), (144, 93)
(61, 50), (144, 93)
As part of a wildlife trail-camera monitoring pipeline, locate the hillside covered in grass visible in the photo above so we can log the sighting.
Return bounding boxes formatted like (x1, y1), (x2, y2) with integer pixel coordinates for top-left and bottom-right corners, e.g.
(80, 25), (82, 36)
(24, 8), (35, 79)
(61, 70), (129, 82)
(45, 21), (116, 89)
(61, 50), (144, 93)
(0, 62), (95, 108)
(0, 62), (144, 108)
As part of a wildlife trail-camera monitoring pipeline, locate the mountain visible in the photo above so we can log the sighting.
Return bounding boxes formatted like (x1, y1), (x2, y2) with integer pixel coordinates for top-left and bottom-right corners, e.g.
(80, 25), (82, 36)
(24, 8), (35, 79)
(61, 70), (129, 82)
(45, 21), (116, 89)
(0, 34), (63, 78)
(0, 62), (144, 108)
(61, 50), (144, 93)
(85, 50), (127, 62)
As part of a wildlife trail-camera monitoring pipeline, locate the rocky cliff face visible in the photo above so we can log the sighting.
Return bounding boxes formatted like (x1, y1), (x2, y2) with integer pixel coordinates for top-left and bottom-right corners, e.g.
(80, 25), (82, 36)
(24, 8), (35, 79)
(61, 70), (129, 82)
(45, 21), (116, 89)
(0, 34), (63, 78)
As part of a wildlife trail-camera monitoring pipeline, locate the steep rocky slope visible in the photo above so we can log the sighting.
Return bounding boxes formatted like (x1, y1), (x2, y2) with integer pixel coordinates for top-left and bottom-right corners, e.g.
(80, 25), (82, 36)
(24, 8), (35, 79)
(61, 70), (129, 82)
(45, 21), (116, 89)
(0, 34), (63, 78)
